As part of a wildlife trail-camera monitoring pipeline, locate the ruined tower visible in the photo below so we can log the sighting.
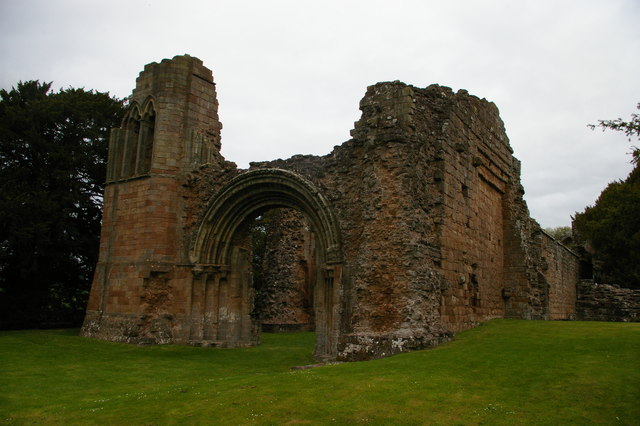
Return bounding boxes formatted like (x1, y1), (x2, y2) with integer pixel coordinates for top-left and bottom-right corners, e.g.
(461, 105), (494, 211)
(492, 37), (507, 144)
(82, 55), (579, 361)
(82, 55), (223, 343)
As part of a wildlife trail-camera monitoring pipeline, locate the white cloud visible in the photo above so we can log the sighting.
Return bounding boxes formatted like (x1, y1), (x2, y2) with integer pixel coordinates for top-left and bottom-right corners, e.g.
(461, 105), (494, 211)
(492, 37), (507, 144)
(1, 0), (638, 227)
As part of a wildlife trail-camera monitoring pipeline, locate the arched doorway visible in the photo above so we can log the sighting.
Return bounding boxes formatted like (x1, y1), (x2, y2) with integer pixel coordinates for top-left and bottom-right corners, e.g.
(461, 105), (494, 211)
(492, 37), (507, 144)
(190, 169), (343, 360)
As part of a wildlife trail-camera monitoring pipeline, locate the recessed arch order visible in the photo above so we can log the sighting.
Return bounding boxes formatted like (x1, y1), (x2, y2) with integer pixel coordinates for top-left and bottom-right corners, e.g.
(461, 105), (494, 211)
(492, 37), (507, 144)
(191, 168), (343, 267)
(189, 168), (344, 359)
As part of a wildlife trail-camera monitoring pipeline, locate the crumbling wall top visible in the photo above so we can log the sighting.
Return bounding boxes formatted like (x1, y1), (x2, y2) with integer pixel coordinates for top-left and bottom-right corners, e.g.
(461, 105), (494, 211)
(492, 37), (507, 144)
(138, 54), (213, 83)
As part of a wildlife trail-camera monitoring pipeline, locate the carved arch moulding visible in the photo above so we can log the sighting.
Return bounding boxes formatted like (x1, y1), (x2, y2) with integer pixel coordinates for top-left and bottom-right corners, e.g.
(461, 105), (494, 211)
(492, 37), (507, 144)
(192, 168), (343, 266)
(188, 168), (344, 359)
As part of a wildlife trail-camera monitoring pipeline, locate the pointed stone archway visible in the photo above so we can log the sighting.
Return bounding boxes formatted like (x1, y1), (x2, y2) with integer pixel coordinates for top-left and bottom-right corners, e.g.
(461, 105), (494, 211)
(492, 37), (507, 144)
(189, 169), (343, 360)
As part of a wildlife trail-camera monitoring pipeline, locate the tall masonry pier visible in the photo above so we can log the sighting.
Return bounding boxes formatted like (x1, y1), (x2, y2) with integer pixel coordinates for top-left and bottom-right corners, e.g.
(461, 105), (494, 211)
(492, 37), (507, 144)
(82, 55), (224, 344)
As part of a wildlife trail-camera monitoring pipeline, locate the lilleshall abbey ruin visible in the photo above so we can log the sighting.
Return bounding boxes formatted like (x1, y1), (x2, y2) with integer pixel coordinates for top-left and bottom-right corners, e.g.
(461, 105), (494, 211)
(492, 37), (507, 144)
(81, 55), (581, 361)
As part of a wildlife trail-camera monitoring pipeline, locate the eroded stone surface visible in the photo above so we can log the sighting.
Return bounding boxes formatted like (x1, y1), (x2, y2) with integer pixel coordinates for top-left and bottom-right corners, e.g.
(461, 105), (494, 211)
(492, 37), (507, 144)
(253, 208), (315, 331)
(577, 280), (640, 322)
(81, 55), (581, 361)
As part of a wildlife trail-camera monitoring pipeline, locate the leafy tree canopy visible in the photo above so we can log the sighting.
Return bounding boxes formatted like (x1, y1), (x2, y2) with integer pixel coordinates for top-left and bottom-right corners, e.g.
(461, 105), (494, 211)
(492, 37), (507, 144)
(543, 226), (572, 242)
(588, 102), (640, 164)
(0, 81), (124, 328)
(575, 103), (640, 288)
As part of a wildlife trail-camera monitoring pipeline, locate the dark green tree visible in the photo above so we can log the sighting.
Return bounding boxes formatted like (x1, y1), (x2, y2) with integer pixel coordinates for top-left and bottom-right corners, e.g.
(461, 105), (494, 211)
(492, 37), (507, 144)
(573, 167), (640, 288)
(0, 81), (124, 328)
(574, 103), (640, 288)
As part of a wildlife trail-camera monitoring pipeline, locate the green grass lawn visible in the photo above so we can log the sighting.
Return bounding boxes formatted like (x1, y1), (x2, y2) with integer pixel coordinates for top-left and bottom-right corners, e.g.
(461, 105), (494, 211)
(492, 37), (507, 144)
(1, 320), (638, 425)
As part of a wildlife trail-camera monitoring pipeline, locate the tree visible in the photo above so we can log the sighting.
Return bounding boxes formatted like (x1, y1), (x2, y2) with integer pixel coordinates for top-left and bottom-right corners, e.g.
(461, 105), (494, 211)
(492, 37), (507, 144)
(588, 102), (640, 164)
(543, 226), (572, 242)
(0, 81), (124, 328)
(573, 103), (640, 288)
(573, 167), (640, 288)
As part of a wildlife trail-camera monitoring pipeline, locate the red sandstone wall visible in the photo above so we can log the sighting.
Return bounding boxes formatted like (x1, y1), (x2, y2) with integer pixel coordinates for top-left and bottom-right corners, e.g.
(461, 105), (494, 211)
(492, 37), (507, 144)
(433, 92), (513, 331)
(542, 232), (578, 319)
(251, 82), (580, 359)
(82, 55), (225, 344)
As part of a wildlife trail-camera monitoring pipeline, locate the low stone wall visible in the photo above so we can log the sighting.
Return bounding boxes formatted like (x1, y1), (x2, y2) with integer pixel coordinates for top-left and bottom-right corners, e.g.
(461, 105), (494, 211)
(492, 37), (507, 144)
(576, 280), (640, 322)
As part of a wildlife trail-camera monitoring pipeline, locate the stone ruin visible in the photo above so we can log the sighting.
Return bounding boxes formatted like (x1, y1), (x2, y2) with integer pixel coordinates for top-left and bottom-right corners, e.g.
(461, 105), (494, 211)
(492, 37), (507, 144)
(81, 55), (580, 361)
(576, 280), (640, 322)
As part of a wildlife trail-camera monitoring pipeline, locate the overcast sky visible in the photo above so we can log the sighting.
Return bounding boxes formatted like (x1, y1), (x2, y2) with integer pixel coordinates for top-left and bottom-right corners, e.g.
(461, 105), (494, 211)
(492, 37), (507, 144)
(1, 0), (639, 228)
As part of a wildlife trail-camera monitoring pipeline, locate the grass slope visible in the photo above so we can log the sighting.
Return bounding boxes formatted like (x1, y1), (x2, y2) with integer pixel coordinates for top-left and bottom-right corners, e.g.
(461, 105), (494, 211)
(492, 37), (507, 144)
(1, 320), (638, 425)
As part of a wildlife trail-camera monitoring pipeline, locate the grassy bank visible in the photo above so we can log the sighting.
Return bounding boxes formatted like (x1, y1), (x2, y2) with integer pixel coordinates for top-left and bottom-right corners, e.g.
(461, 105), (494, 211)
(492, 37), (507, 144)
(1, 320), (638, 425)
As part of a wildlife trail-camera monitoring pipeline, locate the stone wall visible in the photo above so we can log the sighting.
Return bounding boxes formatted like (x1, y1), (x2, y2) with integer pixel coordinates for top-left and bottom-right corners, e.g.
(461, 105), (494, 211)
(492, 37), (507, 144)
(82, 55), (581, 361)
(577, 280), (640, 322)
(245, 81), (579, 358)
(542, 232), (578, 319)
(254, 208), (316, 331)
